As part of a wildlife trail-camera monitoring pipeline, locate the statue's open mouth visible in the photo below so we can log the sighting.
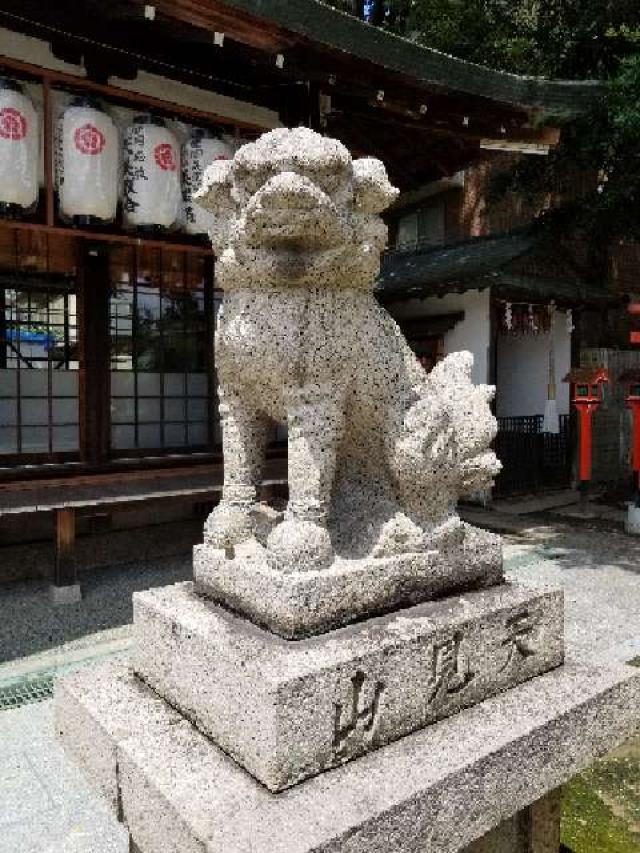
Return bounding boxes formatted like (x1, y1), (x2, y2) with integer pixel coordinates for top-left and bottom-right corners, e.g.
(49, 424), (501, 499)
(244, 206), (349, 249)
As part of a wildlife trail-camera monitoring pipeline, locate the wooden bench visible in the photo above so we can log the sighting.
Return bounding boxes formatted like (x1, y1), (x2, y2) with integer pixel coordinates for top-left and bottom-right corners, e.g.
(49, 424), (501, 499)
(0, 459), (287, 601)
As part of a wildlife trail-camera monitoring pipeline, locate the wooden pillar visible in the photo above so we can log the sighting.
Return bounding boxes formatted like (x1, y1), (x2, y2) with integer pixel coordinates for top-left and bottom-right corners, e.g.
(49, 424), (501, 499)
(526, 788), (563, 852)
(278, 81), (321, 129)
(308, 81), (322, 133)
(203, 257), (217, 449)
(54, 507), (77, 587)
(569, 308), (582, 486)
(78, 242), (111, 467)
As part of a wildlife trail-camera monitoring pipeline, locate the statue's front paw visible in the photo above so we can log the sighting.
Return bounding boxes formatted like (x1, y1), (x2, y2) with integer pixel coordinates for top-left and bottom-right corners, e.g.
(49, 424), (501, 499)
(431, 515), (466, 552)
(266, 519), (334, 572)
(371, 512), (428, 558)
(204, 501), (254, 549)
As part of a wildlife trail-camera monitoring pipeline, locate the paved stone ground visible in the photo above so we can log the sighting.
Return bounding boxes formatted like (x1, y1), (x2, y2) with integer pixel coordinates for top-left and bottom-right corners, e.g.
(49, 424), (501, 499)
(0, 519), (638, 852)
(0, 553), (192, 853)
(502, 524), (640, 665)
(0, 701), (128, 853)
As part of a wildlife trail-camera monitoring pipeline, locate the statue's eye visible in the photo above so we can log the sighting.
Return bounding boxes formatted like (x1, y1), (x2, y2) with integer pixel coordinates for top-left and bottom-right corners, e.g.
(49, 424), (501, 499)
(234, 167), (262, 197)
(309, 168), (342, 197)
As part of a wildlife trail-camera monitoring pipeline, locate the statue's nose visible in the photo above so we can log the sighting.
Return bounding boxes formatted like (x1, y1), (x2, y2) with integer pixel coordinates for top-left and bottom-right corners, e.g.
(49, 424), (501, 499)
(253, 171), (332, 211)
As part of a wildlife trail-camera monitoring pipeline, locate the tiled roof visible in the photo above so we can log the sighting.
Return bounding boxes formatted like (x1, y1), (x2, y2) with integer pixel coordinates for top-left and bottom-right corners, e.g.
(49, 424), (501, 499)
(222, 1), (603, 119)
(375, 228), (615, 306)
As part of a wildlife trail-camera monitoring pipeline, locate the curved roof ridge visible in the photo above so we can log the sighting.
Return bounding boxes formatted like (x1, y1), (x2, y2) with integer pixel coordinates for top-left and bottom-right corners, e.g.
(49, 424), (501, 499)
(220, 0), (604, 118)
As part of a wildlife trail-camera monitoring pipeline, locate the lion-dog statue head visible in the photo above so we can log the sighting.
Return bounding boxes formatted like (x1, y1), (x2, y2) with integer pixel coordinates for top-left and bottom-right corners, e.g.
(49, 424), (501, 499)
(196, 127), (397, 291)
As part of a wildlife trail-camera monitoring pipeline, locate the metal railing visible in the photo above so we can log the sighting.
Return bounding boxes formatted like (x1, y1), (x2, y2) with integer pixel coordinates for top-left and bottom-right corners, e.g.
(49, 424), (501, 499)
(494, 414), (571, 495)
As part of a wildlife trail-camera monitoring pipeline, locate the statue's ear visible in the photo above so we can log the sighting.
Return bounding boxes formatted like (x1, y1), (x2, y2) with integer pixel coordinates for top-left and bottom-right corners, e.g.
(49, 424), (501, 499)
(352, 158), (399, 214)
(194, 159), (234, 215)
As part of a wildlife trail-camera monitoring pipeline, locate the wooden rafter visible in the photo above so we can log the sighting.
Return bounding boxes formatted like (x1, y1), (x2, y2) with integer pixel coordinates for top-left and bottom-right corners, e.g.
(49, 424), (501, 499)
(150, 0), (297, 53)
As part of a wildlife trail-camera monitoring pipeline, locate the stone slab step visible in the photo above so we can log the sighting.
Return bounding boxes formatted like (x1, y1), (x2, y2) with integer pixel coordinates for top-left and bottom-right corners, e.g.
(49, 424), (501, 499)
(55, 656), (640, 853)
(132, 580), (563, 791)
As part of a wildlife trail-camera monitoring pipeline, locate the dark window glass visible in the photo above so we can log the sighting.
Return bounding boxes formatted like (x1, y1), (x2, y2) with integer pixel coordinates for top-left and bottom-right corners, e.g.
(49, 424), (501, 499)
(109, 247), (212, 453)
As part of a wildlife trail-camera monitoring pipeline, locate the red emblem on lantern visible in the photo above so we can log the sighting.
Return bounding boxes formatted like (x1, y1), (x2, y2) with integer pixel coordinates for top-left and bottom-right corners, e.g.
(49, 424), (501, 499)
(74, 123), (106, 155)
(0, 107), (27, 140)
(213, 154), (229, 161)
(154, 143), (177, 171)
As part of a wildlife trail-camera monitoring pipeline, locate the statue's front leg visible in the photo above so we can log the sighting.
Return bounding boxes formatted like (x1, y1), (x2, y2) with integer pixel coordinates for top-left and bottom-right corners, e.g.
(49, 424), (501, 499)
(267, 382), (343, 571)
(204, 387), (268, 550)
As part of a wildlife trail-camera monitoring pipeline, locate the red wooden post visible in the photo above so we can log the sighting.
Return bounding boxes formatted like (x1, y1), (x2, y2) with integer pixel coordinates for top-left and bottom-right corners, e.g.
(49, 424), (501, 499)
(630, 401), (640, 476)
(563, 367), (609, 509)
(577, 405), (594, 482)
(619, 370), (640, 505)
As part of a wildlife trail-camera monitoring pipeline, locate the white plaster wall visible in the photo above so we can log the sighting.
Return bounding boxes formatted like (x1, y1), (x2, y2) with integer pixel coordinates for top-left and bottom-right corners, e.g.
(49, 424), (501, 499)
(495, 314), (571, 417)
(387, 289), (491, 386)
(0, 29), (280, 129)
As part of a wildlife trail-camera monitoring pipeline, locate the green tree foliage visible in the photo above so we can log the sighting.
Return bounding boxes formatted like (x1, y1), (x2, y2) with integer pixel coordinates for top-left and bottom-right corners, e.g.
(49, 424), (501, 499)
(327, 1), (640, 253)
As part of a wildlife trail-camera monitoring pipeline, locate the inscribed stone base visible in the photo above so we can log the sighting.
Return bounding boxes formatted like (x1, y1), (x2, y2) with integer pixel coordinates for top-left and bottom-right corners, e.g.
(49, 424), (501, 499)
(132, 580), (563, 791)
(55, 657), (640, 853)
(193, 523), (504, 638)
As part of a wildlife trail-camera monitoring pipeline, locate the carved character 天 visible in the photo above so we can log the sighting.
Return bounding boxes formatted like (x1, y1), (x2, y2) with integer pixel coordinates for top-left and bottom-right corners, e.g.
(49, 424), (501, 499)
(499, 609), (540, 672)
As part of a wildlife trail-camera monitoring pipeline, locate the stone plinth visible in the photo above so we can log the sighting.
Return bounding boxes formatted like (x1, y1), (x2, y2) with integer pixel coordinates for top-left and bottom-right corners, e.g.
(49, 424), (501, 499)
(132, 580), (562, 791)
(193, 524), (504, 639)
(55, 657), (640, 853)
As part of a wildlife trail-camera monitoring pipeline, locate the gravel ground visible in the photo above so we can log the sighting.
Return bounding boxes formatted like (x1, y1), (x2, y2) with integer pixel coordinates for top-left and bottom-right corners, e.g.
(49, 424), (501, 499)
(0, 553), (192, 666)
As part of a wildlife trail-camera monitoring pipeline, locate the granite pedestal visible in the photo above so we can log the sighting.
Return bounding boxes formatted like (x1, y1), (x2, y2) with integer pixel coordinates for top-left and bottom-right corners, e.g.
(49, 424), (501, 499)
(56, 656), (640, 853)
(132, 580), (563, 790)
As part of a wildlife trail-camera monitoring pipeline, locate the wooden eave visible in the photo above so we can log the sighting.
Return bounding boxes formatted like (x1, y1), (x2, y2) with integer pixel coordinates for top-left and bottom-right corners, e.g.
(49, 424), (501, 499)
(150, 1), (603, 119)
(0, 0), (604, 188)
(376, 229), (618, 308)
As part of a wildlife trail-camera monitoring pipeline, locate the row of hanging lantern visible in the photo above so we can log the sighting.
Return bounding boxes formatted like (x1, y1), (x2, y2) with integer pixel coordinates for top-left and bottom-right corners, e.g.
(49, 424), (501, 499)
(0, 77), (39, 216)
(0, 77), (236, 235)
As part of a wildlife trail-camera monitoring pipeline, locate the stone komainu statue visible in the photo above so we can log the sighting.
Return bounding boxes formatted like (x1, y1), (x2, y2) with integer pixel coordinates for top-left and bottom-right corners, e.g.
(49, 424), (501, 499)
(195, 127), (501, 576)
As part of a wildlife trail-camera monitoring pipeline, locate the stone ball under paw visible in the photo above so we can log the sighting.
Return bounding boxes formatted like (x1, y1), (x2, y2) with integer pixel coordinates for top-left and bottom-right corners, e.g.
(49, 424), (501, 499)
(266, 519), (334, 572)
(204, 501), (254, 548)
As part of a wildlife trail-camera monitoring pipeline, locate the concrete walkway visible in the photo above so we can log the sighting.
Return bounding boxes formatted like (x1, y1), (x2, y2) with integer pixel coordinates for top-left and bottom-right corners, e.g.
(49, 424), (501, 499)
(0, 520), (639, 852)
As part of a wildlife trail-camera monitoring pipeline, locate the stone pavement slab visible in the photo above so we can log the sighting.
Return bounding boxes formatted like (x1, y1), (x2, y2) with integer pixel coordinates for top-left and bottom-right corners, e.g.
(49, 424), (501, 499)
(491, 490), (581, 516)
(504, 532), (640, 666)
(0, 700), (127, 853)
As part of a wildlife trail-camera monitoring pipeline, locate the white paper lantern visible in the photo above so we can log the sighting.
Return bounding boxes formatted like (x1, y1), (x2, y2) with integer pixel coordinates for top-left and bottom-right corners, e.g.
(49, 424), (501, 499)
(182, 131), (233, 235)
(57, 97), (118, 222)
(123, 115), (181, 230)
(0, 78), (38, 214)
